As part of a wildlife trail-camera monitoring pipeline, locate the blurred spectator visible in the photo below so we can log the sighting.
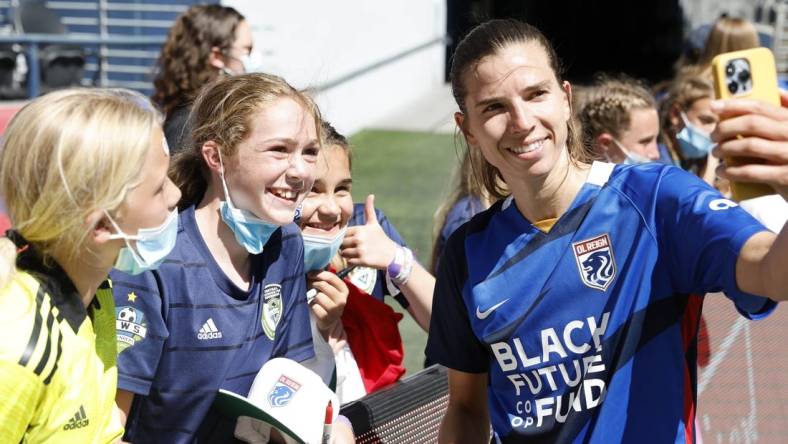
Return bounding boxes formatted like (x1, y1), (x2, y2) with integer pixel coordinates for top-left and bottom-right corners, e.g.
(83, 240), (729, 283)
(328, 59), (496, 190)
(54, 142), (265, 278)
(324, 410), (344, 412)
(699, 16), (761, 67)
(658, 70), (721, 187)
(578, 75), (662, 164)
(151, 4), (252, 153)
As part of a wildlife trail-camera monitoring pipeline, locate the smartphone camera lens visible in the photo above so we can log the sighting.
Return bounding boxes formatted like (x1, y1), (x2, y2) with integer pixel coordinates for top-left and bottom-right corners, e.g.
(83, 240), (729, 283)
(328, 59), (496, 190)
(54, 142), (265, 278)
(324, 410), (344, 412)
(738, 70), (750, 83)
(726, 63), (735, 76)
(728, 81), (738, 94)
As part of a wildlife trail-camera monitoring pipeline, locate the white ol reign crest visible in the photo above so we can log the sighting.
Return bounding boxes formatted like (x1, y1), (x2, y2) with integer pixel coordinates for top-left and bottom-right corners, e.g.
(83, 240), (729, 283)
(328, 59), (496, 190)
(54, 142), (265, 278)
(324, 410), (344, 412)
(262, 284), (283, 340)
(572, 233), (616, 291)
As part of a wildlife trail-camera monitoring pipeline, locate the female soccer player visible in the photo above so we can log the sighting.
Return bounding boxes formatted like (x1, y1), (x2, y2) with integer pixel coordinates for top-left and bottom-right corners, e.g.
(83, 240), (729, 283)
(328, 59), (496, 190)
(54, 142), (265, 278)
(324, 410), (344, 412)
(112, 73), (345, 442)
(0, 88), (180, 442)
(426, 19), (788, 443)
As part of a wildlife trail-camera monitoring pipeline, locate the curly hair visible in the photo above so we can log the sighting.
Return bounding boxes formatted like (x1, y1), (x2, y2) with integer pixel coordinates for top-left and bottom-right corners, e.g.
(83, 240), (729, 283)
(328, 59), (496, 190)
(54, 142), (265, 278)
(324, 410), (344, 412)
(152, 4), (245, 115)
(579, 75), (655, 151)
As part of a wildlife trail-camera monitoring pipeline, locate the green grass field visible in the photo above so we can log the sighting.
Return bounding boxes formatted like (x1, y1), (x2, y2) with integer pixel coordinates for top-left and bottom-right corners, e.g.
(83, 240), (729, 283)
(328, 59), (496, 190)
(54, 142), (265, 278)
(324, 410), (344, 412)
(348, 129), (460, 374)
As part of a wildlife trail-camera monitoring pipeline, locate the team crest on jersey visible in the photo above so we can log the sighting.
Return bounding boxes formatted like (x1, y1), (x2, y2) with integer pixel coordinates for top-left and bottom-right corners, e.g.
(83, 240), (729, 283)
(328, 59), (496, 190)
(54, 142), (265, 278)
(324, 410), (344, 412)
(115, 306), (147, 352)
(262, 284), (283, 340)
(268, 374), (301, 407)
(348, 266), (377, 294)
(572, 233), (616, 291)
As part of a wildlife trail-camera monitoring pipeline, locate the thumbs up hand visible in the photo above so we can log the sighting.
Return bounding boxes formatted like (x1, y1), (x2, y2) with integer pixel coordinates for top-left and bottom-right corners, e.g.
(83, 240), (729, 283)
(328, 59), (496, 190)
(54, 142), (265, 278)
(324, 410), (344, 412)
(340, 194), (400, 270)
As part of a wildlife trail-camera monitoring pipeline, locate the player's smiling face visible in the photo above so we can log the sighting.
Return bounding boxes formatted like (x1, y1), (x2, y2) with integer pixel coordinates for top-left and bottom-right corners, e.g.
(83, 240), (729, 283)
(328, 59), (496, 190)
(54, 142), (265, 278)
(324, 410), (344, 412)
(299, 145), (353, 237)
(222, 97), (320, 225)
(457, 41), (572, 181)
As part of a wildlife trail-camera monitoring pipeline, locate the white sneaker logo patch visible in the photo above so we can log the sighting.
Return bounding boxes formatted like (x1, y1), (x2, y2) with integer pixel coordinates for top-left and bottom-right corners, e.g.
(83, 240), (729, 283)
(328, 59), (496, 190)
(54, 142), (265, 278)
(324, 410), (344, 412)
(198, 318), (223, 340)
(476, 298), (510, 320)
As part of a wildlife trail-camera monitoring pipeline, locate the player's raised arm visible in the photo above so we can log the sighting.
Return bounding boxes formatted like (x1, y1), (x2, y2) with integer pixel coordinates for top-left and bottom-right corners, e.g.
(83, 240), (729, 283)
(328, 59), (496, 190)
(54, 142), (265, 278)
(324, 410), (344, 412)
(712, 91), (788, 301)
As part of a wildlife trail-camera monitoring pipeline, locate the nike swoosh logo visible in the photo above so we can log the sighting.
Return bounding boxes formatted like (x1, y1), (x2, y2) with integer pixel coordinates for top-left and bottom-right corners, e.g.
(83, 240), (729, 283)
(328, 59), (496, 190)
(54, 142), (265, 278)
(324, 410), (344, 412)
(476, 298), (510, 319)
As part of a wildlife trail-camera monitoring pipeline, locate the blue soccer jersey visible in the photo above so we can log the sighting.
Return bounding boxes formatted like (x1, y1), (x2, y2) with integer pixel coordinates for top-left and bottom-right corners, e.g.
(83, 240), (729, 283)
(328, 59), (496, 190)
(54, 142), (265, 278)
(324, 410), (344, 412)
(426, 162), (776, 444)
(112, 206), (313, 443)
(346, 203), (409, 307)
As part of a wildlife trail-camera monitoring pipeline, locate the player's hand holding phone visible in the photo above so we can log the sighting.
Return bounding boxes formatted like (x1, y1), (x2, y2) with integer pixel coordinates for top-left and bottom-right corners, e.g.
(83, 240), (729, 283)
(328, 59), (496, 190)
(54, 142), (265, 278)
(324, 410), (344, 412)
(711, 47), (788, 201)
(711, 89), (788, 201)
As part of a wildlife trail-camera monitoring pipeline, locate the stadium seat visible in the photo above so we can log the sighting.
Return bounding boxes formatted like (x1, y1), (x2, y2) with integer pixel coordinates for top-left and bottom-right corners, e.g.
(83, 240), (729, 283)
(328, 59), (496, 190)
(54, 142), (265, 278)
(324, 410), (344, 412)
(14, 0), (85, 92)
(0, 45), (17, 96)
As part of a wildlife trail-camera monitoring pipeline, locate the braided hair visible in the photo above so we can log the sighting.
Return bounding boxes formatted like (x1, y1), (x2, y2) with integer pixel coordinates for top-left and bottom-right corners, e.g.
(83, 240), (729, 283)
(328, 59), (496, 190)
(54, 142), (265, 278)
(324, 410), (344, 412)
(579, 75), (656, 156)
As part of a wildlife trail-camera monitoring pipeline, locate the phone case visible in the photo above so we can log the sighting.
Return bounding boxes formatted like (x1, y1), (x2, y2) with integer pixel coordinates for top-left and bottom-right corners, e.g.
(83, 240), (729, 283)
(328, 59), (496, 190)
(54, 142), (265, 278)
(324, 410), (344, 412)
(711, 47), (780, 201)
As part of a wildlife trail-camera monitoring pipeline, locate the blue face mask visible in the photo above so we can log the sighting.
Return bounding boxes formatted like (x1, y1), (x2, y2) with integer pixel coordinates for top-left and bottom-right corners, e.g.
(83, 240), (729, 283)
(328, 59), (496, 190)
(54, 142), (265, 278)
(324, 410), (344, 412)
(218, 152), (281, 255)
(107, 208), (178, 275)
(676, 112), (715, 159)
(302, 227), (347, 272)
(612, 139), (652, 165)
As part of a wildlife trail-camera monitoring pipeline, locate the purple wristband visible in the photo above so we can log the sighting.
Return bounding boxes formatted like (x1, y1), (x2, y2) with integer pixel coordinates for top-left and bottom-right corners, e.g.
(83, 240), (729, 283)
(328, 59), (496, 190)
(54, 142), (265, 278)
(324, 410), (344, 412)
(387, 247), (403, 278)
(387, 259), (402, 278)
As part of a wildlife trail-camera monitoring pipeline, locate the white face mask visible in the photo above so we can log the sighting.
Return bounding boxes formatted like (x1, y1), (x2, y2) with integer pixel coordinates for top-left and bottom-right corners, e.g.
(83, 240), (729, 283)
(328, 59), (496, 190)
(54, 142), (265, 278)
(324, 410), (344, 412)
(106, 209), (179, 275)
(610, 139), (652, 165)
(217, 150), (281, 254)
(222, 51), (264, 75)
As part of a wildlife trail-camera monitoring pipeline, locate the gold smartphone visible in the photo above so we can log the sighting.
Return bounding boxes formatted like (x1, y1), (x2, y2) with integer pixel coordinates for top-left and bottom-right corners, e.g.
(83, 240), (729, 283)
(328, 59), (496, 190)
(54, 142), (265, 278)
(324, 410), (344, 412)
(711, 47), (781, 201)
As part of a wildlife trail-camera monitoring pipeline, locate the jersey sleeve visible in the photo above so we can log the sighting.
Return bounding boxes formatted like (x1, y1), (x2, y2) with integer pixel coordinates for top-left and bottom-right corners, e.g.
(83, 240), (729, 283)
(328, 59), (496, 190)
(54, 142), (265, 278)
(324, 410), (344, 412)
(655, 167), (776, 318)
(271, 233), (314, 363)
(110, 269), (170, 395)
(426, 226), (490, 373)
(0, 361), (41, 442)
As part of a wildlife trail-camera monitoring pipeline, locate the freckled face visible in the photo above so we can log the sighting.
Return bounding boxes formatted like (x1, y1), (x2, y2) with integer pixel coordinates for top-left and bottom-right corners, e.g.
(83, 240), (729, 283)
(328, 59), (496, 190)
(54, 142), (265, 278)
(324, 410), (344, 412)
(298, 146), (353, 238)
(222, 97), (320, 225)
(458, 41), (573, 182)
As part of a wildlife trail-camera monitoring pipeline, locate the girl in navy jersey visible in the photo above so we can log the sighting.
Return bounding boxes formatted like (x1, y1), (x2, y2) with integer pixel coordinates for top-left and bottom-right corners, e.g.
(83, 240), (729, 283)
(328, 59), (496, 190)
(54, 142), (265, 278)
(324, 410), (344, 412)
(299, 122), (435, 402)
(426, 19), (788, 444)
(111, 73), (351, 443)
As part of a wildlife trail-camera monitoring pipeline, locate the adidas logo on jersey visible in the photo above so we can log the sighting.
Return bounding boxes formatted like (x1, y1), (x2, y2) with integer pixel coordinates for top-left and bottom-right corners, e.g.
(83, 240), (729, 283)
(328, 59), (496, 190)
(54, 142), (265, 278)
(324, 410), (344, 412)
(63, 405), (89, 430)
(197, 318), (223, 340)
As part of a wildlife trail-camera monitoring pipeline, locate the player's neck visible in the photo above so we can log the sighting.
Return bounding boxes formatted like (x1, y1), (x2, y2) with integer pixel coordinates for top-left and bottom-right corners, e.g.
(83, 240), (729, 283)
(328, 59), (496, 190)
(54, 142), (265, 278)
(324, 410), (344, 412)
(510, 161), (590, 223)
(195, 188), (253, 289)
(54, 253), (111, 307)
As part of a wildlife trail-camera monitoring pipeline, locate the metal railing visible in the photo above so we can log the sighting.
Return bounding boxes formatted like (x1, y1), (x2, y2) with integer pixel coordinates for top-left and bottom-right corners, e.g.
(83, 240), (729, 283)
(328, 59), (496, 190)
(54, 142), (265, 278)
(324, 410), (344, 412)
(0, 32), (164, 97)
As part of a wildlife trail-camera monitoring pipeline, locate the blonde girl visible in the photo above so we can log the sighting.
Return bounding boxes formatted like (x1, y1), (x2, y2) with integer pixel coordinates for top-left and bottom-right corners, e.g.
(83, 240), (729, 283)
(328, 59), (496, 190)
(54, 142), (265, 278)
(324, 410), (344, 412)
(0, 88), (180, 442)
